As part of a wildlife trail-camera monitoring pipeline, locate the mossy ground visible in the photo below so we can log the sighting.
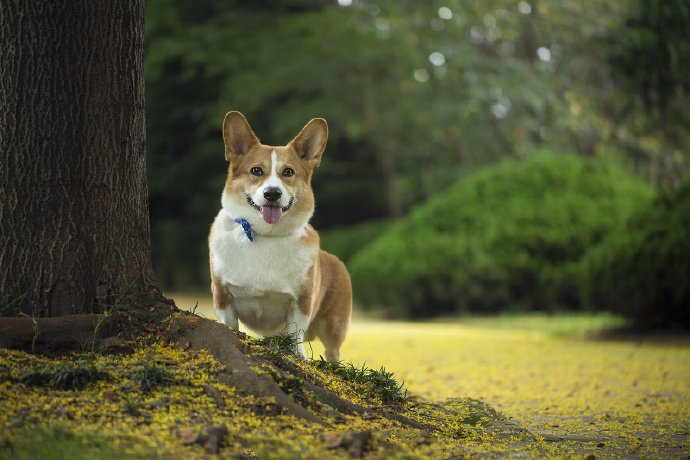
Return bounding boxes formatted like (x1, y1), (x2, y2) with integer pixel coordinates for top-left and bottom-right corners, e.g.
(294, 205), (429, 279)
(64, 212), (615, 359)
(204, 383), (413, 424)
(2, 300), (689, 459)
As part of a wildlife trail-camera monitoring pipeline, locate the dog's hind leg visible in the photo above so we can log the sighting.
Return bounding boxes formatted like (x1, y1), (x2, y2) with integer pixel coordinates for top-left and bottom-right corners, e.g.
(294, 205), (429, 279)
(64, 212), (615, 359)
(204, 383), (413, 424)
(323, 341), (341, 362)
(319, 317), (348, 362)
(310, 299), (351, 362)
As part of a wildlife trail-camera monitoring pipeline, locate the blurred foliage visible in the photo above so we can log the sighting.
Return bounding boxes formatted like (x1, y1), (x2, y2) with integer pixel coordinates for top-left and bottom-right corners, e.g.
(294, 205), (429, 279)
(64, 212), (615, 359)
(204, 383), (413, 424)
(145, 0), (690, 317)
(603, 0), (690, 188)
(320, 219), (392, 265)
(579, 178), (690, 329)
(349, 153), (652, 317)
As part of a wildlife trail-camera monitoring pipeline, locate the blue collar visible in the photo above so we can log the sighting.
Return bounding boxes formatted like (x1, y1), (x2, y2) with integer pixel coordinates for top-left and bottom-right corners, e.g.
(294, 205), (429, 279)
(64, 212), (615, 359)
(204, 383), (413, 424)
(234, 217), (254, 242)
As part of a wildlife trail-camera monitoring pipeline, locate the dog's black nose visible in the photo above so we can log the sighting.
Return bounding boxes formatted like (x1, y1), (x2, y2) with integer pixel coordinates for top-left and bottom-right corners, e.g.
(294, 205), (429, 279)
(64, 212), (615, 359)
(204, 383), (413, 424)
(263, 187), (282, 203)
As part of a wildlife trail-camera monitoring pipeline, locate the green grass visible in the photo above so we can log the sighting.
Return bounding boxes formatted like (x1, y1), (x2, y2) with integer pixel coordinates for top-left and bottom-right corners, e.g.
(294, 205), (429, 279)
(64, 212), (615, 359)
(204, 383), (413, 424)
(450, 312), (627, 337)
(252, 332), (301, 355)
(133, 362), (172, 391)
(19, 356), (108, 390)
(252, 332), (408, 405)
(311, 357), (407, 404)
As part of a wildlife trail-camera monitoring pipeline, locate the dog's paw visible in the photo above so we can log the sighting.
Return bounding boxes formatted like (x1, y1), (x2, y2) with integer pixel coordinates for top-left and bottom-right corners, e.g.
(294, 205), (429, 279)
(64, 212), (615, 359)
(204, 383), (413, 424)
(296, 342), (308, 360)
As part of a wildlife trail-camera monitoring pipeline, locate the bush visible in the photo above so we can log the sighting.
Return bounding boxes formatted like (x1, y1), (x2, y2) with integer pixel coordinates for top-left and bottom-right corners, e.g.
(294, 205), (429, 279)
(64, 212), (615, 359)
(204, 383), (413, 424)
(579, 179), (690, 329)
(349, 153), (652, 317)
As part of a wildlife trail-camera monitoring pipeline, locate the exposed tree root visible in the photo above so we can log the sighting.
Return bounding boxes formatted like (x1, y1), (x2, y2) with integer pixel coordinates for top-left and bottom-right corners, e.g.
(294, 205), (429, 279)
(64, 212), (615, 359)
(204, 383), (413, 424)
(0, 314), (109, 351)
(0, 302), (176, 353)
(268, 350), (436, 432)
(174, 314), (325, 425)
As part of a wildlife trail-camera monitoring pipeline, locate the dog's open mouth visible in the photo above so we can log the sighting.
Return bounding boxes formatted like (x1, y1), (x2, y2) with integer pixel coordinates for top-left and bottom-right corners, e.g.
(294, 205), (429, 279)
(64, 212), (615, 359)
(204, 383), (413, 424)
(246, 196), (294, 224)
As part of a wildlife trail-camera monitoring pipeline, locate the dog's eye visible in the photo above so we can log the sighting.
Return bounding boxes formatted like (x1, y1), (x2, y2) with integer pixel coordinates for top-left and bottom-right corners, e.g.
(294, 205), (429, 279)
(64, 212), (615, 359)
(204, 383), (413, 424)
(250, 167), (263, 176)
(282, 168), (294, 177)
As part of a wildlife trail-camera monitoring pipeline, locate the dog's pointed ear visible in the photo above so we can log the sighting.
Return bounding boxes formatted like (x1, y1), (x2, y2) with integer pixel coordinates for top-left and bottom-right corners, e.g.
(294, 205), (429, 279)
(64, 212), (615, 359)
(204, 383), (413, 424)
(223, 111), (260, 161)
(290, 118), (328, 167)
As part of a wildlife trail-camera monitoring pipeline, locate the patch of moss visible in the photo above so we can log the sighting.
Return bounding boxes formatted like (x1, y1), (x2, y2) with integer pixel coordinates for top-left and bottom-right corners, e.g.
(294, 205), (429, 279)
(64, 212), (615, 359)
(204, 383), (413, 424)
(1, 426), (148, 460)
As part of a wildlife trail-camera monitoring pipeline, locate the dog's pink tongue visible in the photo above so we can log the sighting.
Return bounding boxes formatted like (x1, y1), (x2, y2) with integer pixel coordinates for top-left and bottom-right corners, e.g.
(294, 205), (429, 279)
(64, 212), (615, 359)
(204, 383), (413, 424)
(261, 206), (283, 224)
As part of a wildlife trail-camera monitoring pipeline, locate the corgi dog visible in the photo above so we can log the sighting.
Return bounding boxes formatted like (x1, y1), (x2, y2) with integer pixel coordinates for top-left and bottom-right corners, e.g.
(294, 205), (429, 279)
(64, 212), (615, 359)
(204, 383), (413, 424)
(208, 111), (352, 361)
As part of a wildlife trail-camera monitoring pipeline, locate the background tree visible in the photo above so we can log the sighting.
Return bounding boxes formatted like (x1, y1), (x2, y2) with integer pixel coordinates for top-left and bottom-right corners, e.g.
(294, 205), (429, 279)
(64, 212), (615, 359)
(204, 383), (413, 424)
(0, 0), (165, 317)
(604, 0), (690, 187)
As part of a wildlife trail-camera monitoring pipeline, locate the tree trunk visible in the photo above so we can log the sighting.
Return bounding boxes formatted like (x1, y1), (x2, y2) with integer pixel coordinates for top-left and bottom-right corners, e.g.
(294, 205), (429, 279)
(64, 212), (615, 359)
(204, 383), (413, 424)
(0, 0), (164, 317)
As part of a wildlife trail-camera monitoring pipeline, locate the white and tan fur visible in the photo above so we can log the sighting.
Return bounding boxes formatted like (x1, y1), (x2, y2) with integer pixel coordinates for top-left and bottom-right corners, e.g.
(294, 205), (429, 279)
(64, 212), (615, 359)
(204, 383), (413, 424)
(209, 111), (352, 361)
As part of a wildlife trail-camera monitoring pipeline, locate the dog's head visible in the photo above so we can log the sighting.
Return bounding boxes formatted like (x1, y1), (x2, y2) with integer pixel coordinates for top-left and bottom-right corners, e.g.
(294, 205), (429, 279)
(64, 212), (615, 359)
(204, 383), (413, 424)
(220, 111), (328, 235)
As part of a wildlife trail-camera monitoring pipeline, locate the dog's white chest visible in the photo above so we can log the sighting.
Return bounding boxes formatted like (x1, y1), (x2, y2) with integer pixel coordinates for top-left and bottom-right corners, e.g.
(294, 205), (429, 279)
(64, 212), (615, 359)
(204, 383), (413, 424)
(209, 214), (317, 334)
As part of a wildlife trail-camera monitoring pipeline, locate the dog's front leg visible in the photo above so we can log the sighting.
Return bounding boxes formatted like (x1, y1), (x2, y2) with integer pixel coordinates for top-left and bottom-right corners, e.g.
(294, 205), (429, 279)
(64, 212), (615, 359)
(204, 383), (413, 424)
(286, 304), (310, 359)
(215, 305), (239, 330)
(212, 280), (239, 330)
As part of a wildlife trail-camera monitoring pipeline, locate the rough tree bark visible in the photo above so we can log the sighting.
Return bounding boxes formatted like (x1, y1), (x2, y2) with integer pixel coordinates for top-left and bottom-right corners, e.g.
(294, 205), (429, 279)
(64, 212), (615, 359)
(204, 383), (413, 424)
(0, 0), (164, 317)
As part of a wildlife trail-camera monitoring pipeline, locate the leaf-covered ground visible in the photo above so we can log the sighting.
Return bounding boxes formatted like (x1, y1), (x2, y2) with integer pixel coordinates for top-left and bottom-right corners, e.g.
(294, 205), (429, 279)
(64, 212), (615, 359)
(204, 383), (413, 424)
(1, 330), (535, 459)
(318, 319), (690, 458)
(2, 297), (688, 459)
(190, 295), (690, 458)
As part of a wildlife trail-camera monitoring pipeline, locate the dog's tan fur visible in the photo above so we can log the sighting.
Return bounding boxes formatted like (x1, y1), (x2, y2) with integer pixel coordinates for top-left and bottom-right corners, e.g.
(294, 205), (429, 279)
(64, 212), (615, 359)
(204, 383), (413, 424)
(209, 112), (351, 361)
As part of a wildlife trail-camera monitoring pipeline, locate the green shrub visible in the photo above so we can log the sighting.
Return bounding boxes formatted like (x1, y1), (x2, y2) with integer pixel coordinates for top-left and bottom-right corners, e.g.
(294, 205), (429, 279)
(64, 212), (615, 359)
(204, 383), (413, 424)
(349, 153), (652, 317)
(579, 179), (690, 329)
